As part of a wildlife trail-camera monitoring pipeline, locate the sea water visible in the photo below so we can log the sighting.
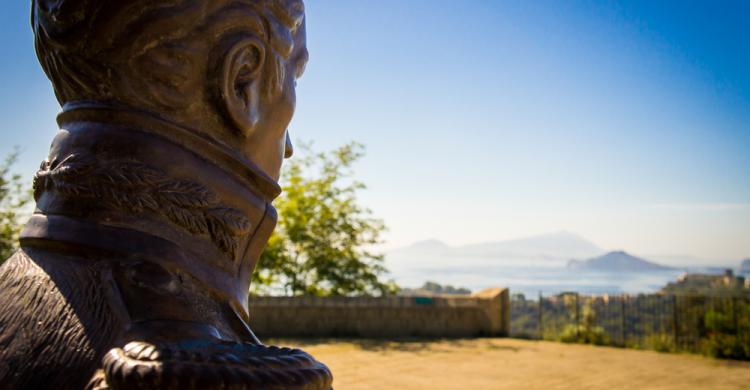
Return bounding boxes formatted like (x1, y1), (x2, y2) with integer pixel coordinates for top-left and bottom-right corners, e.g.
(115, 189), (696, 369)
(387, 259), (698, 297)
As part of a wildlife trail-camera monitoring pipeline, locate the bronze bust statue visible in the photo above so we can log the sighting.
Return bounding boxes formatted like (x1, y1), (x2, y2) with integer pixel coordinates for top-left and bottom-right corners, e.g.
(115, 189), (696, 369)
(0, 1), (332, 389)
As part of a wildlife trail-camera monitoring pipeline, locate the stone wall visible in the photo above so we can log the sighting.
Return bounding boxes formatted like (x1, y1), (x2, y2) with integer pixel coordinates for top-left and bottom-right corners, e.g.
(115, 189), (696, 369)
(248, 288), (509, 338)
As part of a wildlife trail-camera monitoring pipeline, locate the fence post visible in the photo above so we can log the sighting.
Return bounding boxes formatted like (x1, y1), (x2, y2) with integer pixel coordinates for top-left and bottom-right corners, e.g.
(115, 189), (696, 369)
(538, 291), (543, 340)
(620, 295), (626, 346)
(635, 295), (641, 345)
(672, 295), (679, 348)
(732, 296), (739, 338)
(576, 292), (581, 341)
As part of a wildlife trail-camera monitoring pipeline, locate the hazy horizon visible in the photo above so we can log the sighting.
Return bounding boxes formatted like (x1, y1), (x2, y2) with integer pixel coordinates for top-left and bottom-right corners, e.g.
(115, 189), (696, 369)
(386, 230), (744, 267)
(1, 1), (749, 263)
(384, 230), (742, 294)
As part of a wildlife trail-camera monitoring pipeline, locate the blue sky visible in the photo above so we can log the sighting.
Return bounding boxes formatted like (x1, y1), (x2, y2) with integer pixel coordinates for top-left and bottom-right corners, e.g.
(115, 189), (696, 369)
(1, 1), (749, 264)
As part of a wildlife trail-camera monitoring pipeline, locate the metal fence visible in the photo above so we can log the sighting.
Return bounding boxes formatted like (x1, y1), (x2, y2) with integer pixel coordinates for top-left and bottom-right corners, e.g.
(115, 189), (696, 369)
(510, 292), (750, 359)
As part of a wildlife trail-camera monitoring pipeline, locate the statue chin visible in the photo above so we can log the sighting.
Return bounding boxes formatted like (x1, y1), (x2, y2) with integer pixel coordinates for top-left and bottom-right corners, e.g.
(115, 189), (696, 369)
(0, 1), (331, 389)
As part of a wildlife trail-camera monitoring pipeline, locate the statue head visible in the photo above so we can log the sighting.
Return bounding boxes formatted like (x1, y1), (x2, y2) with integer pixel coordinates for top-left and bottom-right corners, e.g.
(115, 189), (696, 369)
(32, 0), (308, 180)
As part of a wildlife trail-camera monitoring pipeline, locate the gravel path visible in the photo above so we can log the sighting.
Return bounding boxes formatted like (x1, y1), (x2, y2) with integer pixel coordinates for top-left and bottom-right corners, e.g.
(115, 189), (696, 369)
(281, 338), (750, 389)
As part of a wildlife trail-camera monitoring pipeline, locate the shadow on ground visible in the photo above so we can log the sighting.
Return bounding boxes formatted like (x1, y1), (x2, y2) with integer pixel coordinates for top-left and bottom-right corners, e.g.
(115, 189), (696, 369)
(268, 338), (524, 353)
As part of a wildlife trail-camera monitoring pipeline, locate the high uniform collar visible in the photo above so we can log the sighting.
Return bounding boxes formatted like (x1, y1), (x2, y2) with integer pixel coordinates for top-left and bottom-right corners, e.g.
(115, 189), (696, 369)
(21, 102), (281, 320)
(57, 101), (282, 202)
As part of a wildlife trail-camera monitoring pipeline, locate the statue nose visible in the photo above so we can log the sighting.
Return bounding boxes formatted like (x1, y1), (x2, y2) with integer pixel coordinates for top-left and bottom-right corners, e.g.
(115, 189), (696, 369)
(284, 131), (294, 158)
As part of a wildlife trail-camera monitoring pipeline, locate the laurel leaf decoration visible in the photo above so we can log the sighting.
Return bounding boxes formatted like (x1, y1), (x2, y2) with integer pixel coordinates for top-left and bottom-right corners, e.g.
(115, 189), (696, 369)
(157, 180), (216, 208)
(101, 162), (166, 188)
(206, 208), (253, 236)
(32, 160), (51, 199)
(54, 160), (95, 180)
(33, 154), (250, 262)
(165, 205), (210, 235)
(51, 180), (89, 197)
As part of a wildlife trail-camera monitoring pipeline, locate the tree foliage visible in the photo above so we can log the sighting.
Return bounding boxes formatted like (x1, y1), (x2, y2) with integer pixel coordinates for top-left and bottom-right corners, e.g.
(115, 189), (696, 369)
(253, 142), (396, 296)
(0, 149), (32, 263)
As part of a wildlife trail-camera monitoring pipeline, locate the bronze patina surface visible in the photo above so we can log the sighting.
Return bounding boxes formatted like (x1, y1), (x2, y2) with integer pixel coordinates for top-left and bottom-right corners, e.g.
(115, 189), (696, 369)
(0, 1), (331, 389)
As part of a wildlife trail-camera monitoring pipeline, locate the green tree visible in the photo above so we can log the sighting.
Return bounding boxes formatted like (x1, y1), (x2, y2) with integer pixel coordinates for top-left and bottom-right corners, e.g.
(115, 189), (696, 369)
(253, 142), (396, 296)
(0, 149), (32, 263)
(558, 295), (609, 346)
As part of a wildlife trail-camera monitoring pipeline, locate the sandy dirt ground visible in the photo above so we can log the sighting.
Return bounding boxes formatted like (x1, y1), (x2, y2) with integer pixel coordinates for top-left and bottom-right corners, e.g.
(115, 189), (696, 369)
(278, 338), (750, 390)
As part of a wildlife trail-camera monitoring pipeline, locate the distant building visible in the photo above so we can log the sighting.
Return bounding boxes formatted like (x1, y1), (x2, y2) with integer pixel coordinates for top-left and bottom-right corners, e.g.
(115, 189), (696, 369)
(398, 281), (472, 297)
(740, 258), (750, 276)
(661, 269), (749, 295)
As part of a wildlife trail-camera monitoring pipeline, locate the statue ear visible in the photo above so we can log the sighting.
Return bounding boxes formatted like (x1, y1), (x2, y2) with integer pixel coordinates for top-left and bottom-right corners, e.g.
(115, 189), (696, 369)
(221, 38), (265, 136)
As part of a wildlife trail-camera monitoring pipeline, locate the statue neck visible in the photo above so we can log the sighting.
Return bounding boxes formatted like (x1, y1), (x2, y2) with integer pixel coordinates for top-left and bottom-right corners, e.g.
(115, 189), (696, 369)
(20, 104), (278, 317)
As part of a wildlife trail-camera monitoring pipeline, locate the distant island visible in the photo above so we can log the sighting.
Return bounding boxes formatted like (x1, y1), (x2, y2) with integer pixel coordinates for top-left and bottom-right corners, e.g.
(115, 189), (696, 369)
(567, 251), (673, 272)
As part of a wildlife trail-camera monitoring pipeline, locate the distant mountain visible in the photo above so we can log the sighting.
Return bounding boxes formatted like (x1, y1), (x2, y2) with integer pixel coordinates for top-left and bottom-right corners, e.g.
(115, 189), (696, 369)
(455, 231), (603, 260)
(646, 254), (713, 268)
(567, 251), (673, 272)
(391, 239), (451, 256)
(388, 231), (604, 263)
